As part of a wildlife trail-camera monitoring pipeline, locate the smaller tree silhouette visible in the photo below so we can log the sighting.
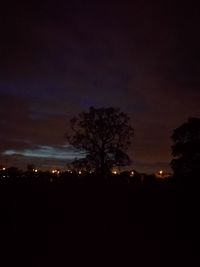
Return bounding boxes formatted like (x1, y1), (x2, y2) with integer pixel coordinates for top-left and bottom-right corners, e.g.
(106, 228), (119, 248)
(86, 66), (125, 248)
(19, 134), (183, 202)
(171, 117), (200, 186)
(27, 164), (36, 172)
(67, 107), (134, 177)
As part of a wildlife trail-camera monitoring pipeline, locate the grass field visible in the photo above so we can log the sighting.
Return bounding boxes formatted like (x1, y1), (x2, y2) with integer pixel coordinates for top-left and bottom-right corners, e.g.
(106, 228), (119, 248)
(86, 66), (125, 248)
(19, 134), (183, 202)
(0, 173), (196, 266)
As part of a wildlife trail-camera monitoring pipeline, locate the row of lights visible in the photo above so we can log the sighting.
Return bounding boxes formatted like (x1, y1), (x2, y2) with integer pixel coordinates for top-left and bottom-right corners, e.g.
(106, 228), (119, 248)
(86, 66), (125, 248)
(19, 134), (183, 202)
(112, 170), (135, 177)
(52, 169), (60, 174)
(1, 167), (166, 177)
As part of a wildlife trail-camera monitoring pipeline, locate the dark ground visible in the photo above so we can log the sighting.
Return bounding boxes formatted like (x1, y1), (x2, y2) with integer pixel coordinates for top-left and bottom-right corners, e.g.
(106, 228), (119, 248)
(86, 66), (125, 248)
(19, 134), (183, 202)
(0, 174), (197, 266)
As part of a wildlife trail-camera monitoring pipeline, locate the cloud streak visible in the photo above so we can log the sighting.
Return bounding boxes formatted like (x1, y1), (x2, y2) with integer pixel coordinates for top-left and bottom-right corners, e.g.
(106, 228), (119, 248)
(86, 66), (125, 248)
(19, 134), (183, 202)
(3, 145), (85, 160)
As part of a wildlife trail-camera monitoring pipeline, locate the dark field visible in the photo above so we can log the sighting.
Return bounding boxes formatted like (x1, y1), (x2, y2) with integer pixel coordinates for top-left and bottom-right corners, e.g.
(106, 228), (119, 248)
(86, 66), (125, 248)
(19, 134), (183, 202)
(0, 174), (196, 266)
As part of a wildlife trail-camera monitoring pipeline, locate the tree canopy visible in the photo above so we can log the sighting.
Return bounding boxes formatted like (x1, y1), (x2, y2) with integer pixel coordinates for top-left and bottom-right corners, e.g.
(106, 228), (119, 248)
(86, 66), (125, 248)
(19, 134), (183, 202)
(171, 117), (200, 183)
(67, 107), (134, 176)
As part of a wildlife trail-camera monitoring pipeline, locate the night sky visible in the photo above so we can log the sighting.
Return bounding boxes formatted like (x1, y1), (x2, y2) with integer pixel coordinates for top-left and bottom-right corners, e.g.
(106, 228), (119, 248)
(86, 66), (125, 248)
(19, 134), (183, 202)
(1, 1), (200, 173)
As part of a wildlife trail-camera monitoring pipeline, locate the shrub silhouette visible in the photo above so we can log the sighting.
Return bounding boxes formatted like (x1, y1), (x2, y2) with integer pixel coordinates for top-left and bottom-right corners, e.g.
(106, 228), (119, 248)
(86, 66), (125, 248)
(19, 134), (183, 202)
(171, 117), (200, 187)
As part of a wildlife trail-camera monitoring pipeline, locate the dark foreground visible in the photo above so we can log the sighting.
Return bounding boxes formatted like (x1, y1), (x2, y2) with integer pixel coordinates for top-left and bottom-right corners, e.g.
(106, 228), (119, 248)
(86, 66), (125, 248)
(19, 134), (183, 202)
(0, 174), (197, 266)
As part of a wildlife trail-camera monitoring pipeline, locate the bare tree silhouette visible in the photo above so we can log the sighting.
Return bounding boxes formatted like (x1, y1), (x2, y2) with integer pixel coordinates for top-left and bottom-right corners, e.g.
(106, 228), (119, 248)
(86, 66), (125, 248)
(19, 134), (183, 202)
(67, 107), (134, 177)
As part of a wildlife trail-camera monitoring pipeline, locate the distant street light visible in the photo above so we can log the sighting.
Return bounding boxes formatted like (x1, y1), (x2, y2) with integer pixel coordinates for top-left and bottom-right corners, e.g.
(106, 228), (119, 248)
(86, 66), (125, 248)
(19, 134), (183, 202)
(52, 169), (60, 175)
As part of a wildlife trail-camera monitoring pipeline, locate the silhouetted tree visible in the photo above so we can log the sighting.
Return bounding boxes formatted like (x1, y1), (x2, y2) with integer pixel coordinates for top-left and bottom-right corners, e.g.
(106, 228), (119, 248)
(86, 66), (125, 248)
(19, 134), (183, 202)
(171, 117), (200, 186)
(6, 167), (21, 175)
(27, 164), (36, 172)
(67, 107), (134, 177)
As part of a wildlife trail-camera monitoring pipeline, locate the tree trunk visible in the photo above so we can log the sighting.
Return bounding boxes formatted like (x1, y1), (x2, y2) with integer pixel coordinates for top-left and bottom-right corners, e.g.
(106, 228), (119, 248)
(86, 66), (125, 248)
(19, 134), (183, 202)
(100, 149), (105, 178)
